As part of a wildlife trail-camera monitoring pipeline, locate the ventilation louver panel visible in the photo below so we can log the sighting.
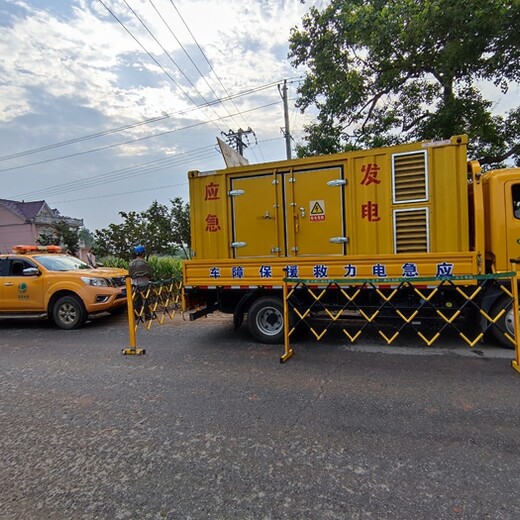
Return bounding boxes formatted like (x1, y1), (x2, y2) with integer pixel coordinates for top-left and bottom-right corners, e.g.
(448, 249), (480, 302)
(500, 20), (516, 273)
(394, 208), (429, 253)
(392, 151), (428, 203)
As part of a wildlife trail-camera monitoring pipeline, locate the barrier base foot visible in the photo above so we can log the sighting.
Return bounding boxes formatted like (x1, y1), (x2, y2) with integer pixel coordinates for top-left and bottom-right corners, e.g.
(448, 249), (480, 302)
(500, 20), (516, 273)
(512, 360), (520, 375)
(280, 348), (294, 363)
(122, 348), (146, 355)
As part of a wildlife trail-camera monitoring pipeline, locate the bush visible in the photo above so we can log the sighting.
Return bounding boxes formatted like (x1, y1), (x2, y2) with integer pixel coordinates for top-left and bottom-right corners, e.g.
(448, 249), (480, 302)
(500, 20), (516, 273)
(98, 255), (183, 281)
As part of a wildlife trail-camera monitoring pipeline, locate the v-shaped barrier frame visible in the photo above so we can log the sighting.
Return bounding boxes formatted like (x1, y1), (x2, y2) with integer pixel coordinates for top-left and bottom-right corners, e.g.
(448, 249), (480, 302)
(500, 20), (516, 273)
(281, 273), (520, 374)
(123, 276), (182, 355)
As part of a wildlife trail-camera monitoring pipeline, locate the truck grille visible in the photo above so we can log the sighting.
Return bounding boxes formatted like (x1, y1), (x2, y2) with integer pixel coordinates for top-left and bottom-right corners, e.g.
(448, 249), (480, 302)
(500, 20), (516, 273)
(109, 276), (126, 287)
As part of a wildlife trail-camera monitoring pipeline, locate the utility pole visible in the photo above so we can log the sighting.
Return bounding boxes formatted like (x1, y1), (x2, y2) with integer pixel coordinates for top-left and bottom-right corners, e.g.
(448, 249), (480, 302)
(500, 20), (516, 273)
(221, 128), (255, 156)
(278, 79), (292, 160)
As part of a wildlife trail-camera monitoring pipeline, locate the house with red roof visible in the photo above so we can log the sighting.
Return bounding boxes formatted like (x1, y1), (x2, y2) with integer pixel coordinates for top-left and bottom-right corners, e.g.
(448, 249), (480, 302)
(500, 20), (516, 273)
(0, 199), (83, 254)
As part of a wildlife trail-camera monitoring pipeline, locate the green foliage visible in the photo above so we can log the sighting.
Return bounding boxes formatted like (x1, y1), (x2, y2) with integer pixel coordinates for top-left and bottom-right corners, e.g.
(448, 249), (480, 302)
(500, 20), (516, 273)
(98, 255), (182, 281)
(97, 256), (128, 269)
(92, 198), (190, 261)
(289, 0), (520, 165)
(146, 256), (183, 281)
(79, 228), (94, 247)
(36, 230), (59, 247)
(37, 221), (80, 254)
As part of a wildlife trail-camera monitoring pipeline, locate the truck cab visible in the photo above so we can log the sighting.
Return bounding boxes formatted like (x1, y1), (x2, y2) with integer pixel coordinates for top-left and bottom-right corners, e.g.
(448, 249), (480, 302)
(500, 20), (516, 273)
(481, 168), (520, 273)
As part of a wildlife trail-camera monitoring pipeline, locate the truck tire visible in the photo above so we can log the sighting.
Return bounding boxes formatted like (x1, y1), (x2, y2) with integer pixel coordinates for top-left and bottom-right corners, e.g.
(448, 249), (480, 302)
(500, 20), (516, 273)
(490, 294), (516, 349)
(52, 295), (87, 330)
(247, 296), (285, 344)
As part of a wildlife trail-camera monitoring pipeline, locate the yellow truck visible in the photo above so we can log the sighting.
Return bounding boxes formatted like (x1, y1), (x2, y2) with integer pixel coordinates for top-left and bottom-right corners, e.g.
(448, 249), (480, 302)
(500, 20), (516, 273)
(0, 245), (128, 329)
(182, 135), (520, 346)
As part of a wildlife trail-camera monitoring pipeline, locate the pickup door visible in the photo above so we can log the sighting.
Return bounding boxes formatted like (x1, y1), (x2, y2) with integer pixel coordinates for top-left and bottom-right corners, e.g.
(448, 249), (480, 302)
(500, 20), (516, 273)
(1, 257), (45, 312)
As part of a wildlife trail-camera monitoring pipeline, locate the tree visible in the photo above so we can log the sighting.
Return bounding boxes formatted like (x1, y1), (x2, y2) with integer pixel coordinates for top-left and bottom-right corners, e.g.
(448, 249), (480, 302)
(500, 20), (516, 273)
(170, 197), (191, 259)
(37, 221), (80, 255)
(289, 0), (520, 165)
(79, 228), (94, 247)
(92, 199), (191, 260)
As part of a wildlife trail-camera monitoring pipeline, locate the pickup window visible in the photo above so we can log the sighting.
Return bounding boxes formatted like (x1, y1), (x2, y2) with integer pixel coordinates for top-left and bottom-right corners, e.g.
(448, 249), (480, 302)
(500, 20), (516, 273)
(7, 258), (35, 276)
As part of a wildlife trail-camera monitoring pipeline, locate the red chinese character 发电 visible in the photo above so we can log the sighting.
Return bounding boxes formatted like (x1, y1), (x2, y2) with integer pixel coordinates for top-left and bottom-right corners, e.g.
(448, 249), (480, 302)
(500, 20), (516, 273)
(360, 163), (381, 186)
(361, 201), (381, 222)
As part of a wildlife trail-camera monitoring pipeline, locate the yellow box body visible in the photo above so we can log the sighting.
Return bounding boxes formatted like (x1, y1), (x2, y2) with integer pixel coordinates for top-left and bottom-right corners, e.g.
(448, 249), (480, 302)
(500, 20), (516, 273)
(186, 136), (479, 284)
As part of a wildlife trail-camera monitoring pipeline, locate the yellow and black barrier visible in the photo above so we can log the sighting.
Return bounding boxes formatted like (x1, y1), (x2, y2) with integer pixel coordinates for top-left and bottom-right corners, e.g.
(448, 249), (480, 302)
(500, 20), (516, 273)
(281, 273), (520, 374)
(122, 276), (182, 355)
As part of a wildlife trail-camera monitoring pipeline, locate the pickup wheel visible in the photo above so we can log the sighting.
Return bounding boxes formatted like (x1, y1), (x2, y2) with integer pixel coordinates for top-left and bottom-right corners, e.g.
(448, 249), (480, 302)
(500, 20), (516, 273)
(52, 295), (87, 330)
(247, 296), (285, 344)
(490, 294), (516, 349)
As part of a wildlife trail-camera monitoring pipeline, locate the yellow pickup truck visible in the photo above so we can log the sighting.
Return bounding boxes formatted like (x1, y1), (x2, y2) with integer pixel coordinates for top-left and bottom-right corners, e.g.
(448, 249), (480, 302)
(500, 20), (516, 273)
(0, 245), (128, 329)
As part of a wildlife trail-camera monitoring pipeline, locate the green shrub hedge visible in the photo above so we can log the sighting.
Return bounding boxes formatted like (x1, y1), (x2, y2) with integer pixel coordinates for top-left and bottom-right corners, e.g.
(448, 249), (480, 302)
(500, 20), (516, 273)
(99, 255), (183, 281)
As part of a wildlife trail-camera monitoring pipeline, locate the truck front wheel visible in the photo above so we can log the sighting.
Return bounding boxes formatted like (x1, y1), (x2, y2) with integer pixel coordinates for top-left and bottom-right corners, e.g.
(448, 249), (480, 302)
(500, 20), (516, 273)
(490, 294), (515, 349)
(52, 295), (87, 330)
(247, 297), (285, 344)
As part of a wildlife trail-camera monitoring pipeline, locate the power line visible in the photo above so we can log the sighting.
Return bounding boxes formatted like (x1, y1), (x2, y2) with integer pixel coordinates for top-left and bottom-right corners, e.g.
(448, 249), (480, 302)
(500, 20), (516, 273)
(147, 0), (243, 131)
(0, 113), (171, 162)
(167, 0), (261, 159)
(119, 0), (230, 135)
(9, 145), (218, 199)
(0, 79), (296, 165)
(14, 137), (281, 204)
(0, 101), (281, 174)
(49, 140), (286, 206)
(50, 181), (188, 205)
(97, 0), (223, 134)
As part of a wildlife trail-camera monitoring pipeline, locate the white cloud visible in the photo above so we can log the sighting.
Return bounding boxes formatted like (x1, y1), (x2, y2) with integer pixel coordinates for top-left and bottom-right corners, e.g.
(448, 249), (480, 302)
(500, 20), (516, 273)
(0, 0), (315, 229)
(0, 85), (31, 121)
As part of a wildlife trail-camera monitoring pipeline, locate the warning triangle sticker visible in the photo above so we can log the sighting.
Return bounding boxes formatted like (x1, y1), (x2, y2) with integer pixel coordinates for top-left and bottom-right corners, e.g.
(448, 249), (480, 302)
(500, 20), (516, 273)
(311, 201), (324, 214)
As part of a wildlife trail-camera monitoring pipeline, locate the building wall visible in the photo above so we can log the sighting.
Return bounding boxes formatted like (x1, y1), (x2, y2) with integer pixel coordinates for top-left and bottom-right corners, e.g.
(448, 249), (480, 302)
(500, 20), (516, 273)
(0, 206), (37, 253)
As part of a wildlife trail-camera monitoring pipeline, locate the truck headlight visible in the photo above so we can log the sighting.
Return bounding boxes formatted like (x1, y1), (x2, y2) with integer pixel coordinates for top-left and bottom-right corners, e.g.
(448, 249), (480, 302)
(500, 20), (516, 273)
(81, 276), (109, 287)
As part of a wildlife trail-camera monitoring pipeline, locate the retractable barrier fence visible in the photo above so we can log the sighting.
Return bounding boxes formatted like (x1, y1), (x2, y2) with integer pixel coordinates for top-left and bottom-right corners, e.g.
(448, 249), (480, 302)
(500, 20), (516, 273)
(123, 276), (182, 355)
(281, 273), (520, 374)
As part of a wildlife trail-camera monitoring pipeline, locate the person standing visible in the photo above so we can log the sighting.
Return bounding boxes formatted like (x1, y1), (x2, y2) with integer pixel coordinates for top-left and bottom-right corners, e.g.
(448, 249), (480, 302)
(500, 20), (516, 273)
(129, 245), (153, 320)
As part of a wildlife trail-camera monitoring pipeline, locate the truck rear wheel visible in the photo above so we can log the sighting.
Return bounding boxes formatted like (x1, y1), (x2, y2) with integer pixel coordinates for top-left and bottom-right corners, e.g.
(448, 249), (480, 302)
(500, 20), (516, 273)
(247, 297), (285, 344)
(52, 295), (87, 330)
(490, 294), (516, 349)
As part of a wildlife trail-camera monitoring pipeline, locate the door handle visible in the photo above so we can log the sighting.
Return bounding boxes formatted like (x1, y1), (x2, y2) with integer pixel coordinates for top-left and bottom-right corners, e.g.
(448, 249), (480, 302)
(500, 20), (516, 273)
(4, 282), (13, 286)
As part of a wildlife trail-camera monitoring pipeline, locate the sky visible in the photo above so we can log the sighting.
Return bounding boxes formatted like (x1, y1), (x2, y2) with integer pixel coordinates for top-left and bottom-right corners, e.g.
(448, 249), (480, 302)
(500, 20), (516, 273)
(0, 0), (319, 231)
(1, 1), (518, 235)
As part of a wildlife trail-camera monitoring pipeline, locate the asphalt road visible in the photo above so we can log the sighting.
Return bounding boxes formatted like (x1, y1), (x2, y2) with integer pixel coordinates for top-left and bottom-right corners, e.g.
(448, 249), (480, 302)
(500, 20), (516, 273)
(1, 312), (520, 520)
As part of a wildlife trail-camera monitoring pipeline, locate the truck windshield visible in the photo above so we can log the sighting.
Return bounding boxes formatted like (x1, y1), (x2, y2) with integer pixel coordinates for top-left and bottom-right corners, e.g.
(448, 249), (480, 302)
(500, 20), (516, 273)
(33, 255), (91, 271)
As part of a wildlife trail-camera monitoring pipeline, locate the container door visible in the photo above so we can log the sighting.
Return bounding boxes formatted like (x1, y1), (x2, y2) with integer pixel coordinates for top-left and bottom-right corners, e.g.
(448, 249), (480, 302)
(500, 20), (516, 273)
(285, 166), (346, 256)
(505, 181), (520, 271)
(230, 173), (282, 258)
